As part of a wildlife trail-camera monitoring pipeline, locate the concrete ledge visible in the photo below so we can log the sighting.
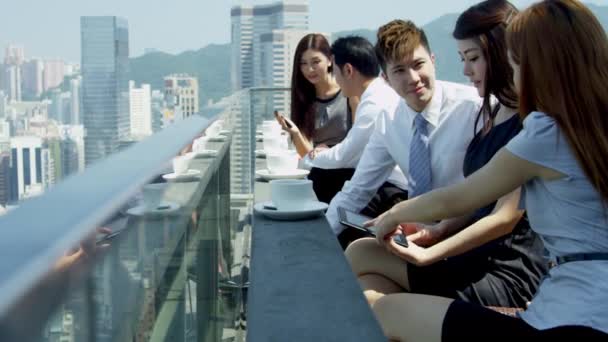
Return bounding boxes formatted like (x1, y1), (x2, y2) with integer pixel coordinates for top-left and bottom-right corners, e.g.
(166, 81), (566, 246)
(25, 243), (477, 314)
(247, 214), (386, 341)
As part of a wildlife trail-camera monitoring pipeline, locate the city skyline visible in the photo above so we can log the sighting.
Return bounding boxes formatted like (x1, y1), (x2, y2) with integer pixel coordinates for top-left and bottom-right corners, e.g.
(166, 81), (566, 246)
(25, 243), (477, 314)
(5, 0), (608, 63)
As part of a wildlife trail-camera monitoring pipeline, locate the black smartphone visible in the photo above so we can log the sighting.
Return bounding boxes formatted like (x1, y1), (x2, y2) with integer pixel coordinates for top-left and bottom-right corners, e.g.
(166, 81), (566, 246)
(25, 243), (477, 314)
(95, 229), (125, 245)
(337, 207), (408, 247)
(274, 110), (292, 128)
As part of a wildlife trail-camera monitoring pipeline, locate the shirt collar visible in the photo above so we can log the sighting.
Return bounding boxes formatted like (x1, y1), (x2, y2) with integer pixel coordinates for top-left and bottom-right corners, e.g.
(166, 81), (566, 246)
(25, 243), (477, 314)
(407, 81), (443, 130)
(360, 77), (383, 103)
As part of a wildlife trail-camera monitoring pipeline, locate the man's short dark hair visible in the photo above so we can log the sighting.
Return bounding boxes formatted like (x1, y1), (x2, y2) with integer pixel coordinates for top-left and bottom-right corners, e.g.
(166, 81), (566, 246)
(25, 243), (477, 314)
(331, 36), (380, 78)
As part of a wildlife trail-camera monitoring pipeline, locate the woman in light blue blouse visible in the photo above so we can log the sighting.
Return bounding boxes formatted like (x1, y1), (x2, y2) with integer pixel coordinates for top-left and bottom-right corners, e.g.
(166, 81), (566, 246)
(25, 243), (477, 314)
(365, 0), (608, 340)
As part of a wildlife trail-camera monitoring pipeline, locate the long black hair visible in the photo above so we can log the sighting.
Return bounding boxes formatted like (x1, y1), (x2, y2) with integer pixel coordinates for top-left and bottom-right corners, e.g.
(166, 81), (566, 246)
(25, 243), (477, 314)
(453, 0), (519, 130)
(290, 33), (333, 139)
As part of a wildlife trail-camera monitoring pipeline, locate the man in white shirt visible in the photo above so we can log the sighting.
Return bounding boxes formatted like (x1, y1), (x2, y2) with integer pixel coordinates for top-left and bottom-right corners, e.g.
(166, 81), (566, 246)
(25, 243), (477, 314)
(327, 20), (482, 247)
(305, 36), (406, 207)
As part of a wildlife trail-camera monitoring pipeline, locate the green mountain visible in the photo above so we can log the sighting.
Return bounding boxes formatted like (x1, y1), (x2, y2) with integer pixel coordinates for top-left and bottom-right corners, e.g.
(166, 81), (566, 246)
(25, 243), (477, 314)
(128, 3), (608, 104)
(128, 43), (230, 106)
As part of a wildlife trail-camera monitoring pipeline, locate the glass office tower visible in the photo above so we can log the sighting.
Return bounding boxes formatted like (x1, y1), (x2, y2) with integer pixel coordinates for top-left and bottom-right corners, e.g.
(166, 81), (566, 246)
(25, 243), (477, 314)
(81, 16), (130, 166)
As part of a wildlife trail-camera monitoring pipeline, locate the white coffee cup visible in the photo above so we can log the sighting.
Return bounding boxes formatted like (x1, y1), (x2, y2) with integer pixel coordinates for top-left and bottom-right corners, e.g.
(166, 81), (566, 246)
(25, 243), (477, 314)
(206, 121), (222, 137)
(263, 134), (288, 152)
(172, 155), (191, 175)
(142, 183), (165, 210)
(262, 122), (282, 135)
(192, 137), (209, 152)
(270, 179), (317, 211)
(266, 150), (298, 174)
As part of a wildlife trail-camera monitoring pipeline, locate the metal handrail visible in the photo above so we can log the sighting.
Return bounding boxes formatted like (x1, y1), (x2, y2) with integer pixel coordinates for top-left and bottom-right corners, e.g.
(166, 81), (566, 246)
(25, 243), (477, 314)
(0, 116), (211, 315)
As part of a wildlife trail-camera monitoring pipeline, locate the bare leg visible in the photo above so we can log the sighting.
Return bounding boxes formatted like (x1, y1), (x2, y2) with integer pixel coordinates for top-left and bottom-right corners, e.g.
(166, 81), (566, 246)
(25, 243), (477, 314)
(358, 274), (402, 306)
(373, 293), (454, 342)
(345, 238), (412, 305)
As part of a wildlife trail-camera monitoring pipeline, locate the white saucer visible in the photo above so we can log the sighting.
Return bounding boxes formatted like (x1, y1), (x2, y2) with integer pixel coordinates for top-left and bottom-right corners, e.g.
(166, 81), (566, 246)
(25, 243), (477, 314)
(207, 135), (227, 142)
(255, 149), (266, 158)
(255, 169), (309, 180)
(254, 200), (328, 220)
(190, 149), (218, 158)
(126, 202), (181, 217)
(162, 169), (201, 181)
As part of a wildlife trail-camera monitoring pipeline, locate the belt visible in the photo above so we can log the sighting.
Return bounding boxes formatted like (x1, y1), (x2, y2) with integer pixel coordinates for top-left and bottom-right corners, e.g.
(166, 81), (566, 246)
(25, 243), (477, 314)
(549, 253), (608, 268)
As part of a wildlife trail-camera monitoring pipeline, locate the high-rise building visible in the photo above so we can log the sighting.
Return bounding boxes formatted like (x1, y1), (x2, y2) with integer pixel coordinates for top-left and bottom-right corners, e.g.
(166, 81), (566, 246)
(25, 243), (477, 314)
(129, 81), (152, 139)
(150, 90), (164, 133)
(3, 64), (22, 102)
(43, 59), (65, 91)
(0, 120), (10, 146)
(22, 59), (44, 98)
(81, 16), (130, 166)
(58, 125), (85, 175)
(4, 45), (25, 66)
(0, 152), (10, 205)
(0, 91), (6, 118)
(231, 0), (309, 91)
(9, 136), (44, 200)
(70, 77), (81, 125)
(163, 74), (198, 120)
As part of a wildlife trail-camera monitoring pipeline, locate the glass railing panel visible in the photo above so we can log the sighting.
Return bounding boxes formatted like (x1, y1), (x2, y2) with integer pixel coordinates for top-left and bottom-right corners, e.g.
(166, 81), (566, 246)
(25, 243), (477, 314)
(0, 114), (249, 342)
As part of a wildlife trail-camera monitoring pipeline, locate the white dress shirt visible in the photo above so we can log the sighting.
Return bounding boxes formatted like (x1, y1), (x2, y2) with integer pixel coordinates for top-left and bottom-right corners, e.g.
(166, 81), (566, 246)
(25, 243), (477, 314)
(326, 80), (482, 235)
(309, 78), (399, 168)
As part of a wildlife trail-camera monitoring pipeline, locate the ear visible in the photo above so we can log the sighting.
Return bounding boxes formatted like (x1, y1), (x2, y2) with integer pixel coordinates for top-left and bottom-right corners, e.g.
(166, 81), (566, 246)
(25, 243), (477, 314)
(381, 71), (388, 82)
(345, 63), (354, 78)
(430, 53), (436, 66)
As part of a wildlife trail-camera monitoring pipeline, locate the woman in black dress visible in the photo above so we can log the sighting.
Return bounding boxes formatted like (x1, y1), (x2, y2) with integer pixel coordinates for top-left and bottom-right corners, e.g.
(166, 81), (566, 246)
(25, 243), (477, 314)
(345, 0), (547, 309)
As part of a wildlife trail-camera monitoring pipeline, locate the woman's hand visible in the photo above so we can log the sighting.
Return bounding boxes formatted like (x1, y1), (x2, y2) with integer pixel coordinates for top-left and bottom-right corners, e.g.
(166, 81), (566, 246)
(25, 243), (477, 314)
(385, 236), (435, 266)
(274, 111), (300, 135)
(365, 212), (438, 266)
(364, 210), (400, 247)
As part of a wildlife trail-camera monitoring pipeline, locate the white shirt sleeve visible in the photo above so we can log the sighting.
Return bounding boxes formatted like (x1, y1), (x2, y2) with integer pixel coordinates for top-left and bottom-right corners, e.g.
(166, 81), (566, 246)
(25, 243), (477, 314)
(311, 101), (379, 169)
(325, 113), (397, 235)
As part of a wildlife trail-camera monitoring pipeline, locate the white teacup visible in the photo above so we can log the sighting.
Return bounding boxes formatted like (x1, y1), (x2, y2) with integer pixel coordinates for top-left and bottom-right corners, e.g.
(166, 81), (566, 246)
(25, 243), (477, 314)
(263, 134), (288, 152)
(270, 179), (317, 211)
(262, 122), (282, 135)
(266, 150), (298, 174)
(192, 137), (209, 152)
(172, 155), (191, 175)
(206, 121), (222, 137)
(142, 183), (165, 210)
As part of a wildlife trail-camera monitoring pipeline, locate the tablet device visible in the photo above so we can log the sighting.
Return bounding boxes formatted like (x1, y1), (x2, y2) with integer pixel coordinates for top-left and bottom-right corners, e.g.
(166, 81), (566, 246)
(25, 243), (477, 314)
(338, 207), (408, 247)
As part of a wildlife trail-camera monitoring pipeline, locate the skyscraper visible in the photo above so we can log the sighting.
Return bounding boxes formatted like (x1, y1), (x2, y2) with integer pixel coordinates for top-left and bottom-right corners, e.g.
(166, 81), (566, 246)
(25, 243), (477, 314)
(0, 152), (10, 205)
(9, 136), (44, 200)
(231, 0), (309, 91)
(2, 65), (22, 102)
(163, 74), (199, 121)
(81, 16), (130, 166)
(43, 59), (65, 91)
(0, 91), (6, 118)
(70, 77), (81, 125)
(22, 59), (44, 98)
(4, 45), (25, 66)
(129, 81), (152, 139)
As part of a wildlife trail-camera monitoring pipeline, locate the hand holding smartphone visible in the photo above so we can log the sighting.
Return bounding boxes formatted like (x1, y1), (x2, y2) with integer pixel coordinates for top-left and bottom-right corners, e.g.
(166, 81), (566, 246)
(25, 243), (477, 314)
(274, 110), (292, 128)
(338, 207), (408, 247)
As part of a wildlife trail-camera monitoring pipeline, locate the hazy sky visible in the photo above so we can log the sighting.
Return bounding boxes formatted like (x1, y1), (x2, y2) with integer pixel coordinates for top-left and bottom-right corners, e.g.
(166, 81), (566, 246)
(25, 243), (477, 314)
(2, 0), (608, 63)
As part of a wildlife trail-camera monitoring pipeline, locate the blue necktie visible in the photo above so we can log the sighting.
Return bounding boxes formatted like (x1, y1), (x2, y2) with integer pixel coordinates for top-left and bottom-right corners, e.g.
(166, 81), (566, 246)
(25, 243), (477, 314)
(409, 115), (432, 197)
